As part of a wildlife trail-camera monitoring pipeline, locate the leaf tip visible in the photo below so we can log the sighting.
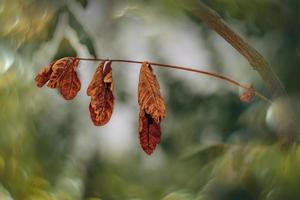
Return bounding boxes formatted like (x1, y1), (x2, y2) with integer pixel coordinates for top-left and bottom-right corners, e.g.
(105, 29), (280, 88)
(240, 85), (255, 103)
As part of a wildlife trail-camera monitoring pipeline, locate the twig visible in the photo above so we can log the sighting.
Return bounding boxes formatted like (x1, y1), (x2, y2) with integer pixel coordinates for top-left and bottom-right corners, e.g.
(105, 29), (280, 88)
(77, 57), (272, 104)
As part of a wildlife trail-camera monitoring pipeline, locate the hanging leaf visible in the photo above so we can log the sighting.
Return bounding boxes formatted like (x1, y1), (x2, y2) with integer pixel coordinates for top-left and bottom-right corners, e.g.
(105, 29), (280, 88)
(37, 57), (82, 100)
(87, 61), (104, 96)
(59, 59), (81, 100)
(35, 62), (54, 87)
(87, 61), (114, 126)
(138, 62), (166, 155)
(47, 57), (73, 88)
(138, 62), (166, 122)
(139, 111), (161, 155)
(240, 85), (255, 103)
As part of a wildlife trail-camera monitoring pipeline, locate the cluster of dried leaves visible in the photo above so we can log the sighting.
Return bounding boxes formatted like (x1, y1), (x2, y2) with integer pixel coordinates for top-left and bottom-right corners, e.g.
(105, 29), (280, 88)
(35, 57), (81, 100)
(35, 56), (257, 155)
(35, 57), (166, 155)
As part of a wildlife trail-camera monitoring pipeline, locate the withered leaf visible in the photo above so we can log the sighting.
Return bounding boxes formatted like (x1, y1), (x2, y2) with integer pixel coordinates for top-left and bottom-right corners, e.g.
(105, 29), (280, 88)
(138, 62), (166, 155)
(87, 61), (114, 126)
(139, 110), (161, 155)
(138, 62), (166, 123)
(59, 60), (81, 100)
(36, 57), (81, 100)
(87, 61), (105, 96)
(47, 57), (79, 88)
(35, 62), (54, 87)
(240, 85), (255, 103)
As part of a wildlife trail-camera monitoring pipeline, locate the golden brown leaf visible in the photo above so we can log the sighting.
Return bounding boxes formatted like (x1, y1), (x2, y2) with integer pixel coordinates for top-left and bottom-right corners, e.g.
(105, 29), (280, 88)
(240, 85), (255, 103)
(139, 110), (161, 155)
(87, 61), (114, 126)
(35, 62), (54, 87)
(47, 57), (79, 88)
(138, 62), (166, 123)
(59, 60), (81, 100)
(36, 57), (82, 100)
(87, 61), (105, 96)
(138, 62), (166, 155)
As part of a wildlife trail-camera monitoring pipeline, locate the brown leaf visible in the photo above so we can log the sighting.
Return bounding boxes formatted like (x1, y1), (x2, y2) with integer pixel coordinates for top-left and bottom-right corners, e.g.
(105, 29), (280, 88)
(240, 85), (256, 103)
(35, 62), (54, 87)
(138, 62), (166, 155)
(138, 62), (166, 123)
(59, 60), (81, 100)
(87, 61), (114, 126)
(47, 57), (79, 88)
(139, 110), (161, 155)
(87, 61), (105, 96)
(36, 57), (81, 100)
(89, 102), (98, 125)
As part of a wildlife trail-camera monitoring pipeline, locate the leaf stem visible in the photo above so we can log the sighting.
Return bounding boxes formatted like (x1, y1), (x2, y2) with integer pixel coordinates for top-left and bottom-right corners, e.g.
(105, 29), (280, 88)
(76, 57), (272, 104)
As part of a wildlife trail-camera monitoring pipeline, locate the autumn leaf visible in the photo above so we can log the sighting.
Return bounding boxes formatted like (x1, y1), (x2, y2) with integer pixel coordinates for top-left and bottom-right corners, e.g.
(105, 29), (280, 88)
(87, 61), (104, 96)
(139, 110), (161, 155)
(47, 57), (78, 88)
(138, 62), (166, 155)
(59, 60), (81, 100)
(36, 57), (81, 100)
(138, 62), (166, 122)
(35, 62), (54, 87)
(46, 57), (81, 100)
(240, 85), (255, 103)
(87, 61), (114, 126)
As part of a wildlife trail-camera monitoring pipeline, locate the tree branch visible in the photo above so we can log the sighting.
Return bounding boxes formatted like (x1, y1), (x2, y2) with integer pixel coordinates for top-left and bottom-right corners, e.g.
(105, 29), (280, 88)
(78, 57), (271, 104)
(184, 0), (287, 98)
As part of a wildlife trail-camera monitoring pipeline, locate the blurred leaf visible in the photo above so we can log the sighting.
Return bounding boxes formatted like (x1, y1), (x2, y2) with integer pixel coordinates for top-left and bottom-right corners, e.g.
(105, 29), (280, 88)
(162, 191), (194, 200)
(44, 14), (60, 42)
(67, 9), (97, 57)
(85, 198), (102, 200)
(53, 38), (77, 60)
(181, 144), (228, 164)
(76, 0), (89, 8)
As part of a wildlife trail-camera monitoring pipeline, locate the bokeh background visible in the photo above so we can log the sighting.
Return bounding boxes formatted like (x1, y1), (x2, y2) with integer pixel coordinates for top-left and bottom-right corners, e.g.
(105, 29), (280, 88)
(1, 0), (300, 199)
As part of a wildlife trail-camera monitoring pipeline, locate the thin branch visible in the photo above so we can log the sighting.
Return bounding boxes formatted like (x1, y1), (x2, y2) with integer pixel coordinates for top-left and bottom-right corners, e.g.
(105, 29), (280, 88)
(77, 57), (272, 104)
(184, 0), (287, 99)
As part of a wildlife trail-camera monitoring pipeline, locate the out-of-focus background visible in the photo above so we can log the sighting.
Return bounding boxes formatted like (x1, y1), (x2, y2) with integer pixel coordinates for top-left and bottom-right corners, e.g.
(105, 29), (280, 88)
(1, 0), (300, 199)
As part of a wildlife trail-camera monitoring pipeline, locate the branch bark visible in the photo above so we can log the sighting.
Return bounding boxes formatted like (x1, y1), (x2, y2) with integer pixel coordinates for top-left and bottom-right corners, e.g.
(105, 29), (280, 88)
(184, 0), (287, 99)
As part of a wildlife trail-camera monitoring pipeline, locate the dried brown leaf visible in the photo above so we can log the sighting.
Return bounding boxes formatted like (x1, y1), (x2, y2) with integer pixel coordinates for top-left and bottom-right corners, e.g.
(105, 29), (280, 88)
(138, 62), (166, 155)
(35, 62), (54, 87)
(47, 57), (73, 88)
(87, 61), (114, 126)
(139, 110), (161, 155)
(87, 61), (105, 96)
(240, 85), (255, 103)
(59, 59), (81, 100)
(37, 57), (82, 100)
(138, 62), (166, 123)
